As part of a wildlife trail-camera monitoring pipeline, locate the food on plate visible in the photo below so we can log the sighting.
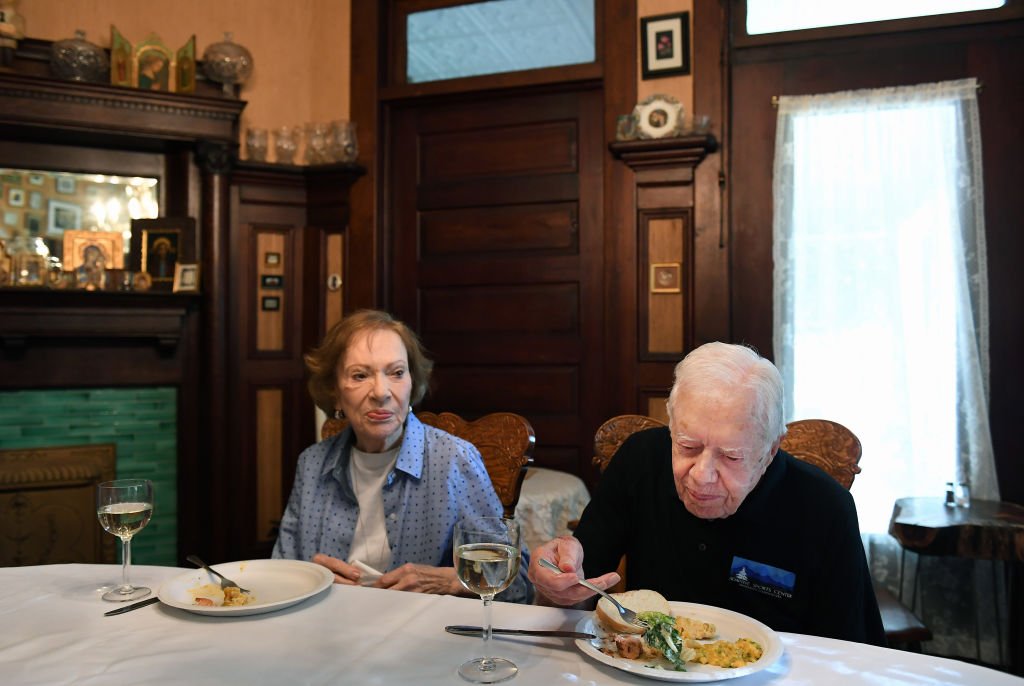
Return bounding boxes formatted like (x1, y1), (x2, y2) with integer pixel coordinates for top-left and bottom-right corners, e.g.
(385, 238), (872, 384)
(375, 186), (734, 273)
(594, 589), (762, 671)
(691, 638), (764, 668)
(188, 582), (254, 607)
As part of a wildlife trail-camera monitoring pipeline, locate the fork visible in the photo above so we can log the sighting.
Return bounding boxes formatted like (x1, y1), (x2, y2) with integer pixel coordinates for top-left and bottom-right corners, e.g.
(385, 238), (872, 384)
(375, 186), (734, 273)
(186, 554), (250, 594)
(537, 557), (646, 629)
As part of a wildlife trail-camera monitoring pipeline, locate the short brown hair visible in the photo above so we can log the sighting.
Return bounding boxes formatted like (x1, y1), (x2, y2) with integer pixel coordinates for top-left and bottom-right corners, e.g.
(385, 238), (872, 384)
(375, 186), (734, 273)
(305, 309), (433, 413)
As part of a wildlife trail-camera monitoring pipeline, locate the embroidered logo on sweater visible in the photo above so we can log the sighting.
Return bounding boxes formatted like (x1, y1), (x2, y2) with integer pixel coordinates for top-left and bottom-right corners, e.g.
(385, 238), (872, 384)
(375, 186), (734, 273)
(728, 556), (795, 599)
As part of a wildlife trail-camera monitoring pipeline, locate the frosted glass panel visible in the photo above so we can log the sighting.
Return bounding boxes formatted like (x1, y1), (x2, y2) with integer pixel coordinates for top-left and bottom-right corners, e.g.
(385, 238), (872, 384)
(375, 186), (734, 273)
(407, 0), (595, 83)
(747, 0), (1005, 34)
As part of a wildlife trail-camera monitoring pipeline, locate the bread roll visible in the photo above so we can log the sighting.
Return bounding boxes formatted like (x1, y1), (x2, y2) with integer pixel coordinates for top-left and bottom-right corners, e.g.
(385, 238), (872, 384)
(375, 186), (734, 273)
(595, 589), (670, 634)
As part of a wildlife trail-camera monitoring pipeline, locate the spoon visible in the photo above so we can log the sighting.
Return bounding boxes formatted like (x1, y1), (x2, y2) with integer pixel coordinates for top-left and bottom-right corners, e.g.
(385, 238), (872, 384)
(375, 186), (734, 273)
(186, 554), (250, 594)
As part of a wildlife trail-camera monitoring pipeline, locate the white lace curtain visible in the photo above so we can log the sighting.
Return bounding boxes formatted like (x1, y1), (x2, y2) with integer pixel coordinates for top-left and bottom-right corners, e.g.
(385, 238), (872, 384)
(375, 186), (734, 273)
(773, 78), (997, 531)
(772, 79), (1004, 662)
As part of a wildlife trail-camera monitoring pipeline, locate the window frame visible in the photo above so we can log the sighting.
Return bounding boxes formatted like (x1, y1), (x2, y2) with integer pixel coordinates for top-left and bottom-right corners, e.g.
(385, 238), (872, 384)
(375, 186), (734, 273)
(732, 0), (1024, 48)
(385, 0), (603, 99)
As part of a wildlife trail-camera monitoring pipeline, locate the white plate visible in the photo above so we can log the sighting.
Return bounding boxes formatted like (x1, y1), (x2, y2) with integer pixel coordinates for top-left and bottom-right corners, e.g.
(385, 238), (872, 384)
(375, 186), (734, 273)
(574, 601), (783, 682)
(157, 559), (333, 616)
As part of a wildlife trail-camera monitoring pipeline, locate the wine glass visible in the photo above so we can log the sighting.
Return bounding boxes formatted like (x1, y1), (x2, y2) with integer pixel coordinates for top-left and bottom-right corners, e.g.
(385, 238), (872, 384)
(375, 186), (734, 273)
(453, 516), (522, 684)
(96, 479), (154, 602)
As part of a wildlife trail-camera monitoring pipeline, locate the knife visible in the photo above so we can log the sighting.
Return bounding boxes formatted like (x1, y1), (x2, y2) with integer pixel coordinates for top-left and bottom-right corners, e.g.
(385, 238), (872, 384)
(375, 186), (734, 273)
(104, 596), (161, 616)
(445, 625), (596, 639)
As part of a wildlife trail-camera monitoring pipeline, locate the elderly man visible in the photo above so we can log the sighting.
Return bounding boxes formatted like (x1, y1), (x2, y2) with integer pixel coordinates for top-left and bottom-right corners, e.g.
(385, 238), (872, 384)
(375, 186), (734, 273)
(528, 342), (885, 646)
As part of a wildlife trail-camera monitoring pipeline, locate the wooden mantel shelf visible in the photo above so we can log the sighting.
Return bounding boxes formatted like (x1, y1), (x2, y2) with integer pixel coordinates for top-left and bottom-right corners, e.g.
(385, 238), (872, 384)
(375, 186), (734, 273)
(0, 289), (198, 351)
(0, 71), (245, 146)
(609, 134), (719, 173)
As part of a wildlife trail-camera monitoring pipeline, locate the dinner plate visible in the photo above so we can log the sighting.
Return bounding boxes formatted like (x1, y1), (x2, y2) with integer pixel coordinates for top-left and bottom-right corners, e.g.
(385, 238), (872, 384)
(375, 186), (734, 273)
(574, 601), (783, 682)
(157, 559), (334, 616)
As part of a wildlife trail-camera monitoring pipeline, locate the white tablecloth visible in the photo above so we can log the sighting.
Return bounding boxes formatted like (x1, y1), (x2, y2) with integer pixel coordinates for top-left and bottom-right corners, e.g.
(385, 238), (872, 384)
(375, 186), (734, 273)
(1, 564), (1020, 685)
(514, 467), (591, 553)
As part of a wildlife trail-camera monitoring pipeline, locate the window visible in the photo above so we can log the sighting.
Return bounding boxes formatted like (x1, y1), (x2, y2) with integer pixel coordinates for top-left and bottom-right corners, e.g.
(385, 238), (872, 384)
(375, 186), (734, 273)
(405, 0), (595, 84)
(747, 0), (1005, 34)
(771, 79), (998, 534)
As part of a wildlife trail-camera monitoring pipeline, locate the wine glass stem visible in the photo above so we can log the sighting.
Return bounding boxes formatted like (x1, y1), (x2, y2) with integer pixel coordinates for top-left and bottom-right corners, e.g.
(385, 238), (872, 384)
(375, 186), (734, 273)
(480, 595), (495, 672)
(119, 536), (133, 592)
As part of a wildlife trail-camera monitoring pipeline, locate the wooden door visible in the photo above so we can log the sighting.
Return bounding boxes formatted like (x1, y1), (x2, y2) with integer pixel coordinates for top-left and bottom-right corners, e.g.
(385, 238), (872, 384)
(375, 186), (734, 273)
(388, 87), (605, 476)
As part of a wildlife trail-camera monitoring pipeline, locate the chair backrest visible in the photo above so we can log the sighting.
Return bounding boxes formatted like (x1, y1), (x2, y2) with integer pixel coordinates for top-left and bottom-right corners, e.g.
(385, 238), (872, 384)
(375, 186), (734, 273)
(592, 414), (862, 490)
(320, 411), (535, 517)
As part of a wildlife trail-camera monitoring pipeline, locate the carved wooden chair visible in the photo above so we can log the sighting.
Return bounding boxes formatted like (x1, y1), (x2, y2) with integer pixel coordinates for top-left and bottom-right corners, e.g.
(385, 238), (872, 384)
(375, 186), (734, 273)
(320, 411), (535, 518)
(589, 414), (931, 650)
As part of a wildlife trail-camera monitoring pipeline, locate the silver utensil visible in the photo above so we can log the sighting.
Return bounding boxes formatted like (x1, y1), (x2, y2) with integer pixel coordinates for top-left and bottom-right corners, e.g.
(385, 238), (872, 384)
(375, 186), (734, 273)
(446, 625), (595, 640)
(186, 554), (250, 593)
(538, 557), (646, 629)
(104, 596), (161, 616)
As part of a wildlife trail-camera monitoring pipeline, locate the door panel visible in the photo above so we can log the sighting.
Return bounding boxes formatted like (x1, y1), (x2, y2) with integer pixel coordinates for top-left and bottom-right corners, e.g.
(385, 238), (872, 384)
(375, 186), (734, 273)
(389, 87), (604, 475)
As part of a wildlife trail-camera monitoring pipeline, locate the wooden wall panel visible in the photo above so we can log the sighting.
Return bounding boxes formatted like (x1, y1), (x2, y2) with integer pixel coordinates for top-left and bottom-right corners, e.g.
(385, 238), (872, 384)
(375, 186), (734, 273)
(646, 216), (685, 355)
(325, 233), (344, 330)
(420, 203), (578, 257)
(420, 285), (578, 334)
(255, 232), (286, 352)
(255, 388), (283, 543)
(419, 121), (578, 181)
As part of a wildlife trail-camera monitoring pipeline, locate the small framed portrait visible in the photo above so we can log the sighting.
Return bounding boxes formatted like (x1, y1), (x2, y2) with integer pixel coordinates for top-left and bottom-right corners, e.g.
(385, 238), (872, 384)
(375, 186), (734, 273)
(172, 263), (199, 292)
(28, 174), (45, 186)
(3, 211), (16, 226)
(7, 187), (25, 207)
(633, 94), (683, 140)
(56, 176), (76, 194)
(130, 217), (197, 291)
(28, 191), (43, 210)
(264, 251), (281, 266)
(261, 295), (281, 311)
(48, 200), (83, 235)
(640, 12), (691, 80)
(650, 262), (682, 294)
(63, 229), (125, 272)
(135, 43), (173, 91)
(260, 274), (283, 289)
(24, 214), (43, 236)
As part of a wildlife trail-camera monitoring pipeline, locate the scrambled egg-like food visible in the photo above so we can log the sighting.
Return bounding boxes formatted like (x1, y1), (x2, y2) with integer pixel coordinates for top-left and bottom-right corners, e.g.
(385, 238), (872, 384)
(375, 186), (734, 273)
(690, 638), (764, 668)
(601, 613), (762, 670)
(188, 583), (254, 607)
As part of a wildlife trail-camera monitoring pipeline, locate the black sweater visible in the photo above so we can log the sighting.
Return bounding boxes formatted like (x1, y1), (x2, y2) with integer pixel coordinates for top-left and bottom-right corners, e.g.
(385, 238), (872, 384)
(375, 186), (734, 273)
(575, 427), (886, 646)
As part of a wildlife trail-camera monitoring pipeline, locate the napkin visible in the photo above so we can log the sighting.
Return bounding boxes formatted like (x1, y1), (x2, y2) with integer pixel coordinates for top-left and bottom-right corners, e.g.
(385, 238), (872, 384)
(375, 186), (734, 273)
(352, 559), (383, 586)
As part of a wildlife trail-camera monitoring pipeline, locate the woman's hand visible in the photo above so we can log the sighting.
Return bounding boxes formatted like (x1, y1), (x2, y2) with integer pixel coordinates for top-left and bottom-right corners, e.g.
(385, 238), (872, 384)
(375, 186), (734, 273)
(312, 553), (363, 585)
(528, 535), (620, 607)
(375, 563), (466, 595)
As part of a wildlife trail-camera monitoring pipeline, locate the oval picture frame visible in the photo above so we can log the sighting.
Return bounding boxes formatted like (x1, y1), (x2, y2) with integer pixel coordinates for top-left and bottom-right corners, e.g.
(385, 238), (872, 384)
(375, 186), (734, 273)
(632, 94), (683, 140)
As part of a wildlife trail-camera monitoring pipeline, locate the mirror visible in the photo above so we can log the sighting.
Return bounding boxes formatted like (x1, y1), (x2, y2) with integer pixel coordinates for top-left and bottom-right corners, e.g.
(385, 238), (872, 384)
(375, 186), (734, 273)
(0, 168), (159, 267)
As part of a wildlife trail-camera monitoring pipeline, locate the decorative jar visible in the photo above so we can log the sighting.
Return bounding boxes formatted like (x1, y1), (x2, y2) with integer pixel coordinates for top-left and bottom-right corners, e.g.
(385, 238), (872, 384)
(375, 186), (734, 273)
(50, 29), (109, 82)
(202, 32), (253, 96)
(304, 122), (329, 165)
(245, 127), (268, 162)
(328, 120), (358, 163)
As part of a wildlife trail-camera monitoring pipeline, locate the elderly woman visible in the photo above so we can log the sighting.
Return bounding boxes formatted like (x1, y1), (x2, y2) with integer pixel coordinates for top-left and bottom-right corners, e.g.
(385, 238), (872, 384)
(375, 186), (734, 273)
(272, 309), (531, 602)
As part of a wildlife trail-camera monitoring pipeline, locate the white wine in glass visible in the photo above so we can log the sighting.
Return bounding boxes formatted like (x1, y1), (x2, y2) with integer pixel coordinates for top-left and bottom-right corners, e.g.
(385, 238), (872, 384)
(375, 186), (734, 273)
(453, 516), (521, 684)
(96, 478), (154, 602)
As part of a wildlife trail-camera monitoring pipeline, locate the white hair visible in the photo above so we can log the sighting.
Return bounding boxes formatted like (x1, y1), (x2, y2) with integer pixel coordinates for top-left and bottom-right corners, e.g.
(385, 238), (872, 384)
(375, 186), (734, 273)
(666, 342), (786, 451)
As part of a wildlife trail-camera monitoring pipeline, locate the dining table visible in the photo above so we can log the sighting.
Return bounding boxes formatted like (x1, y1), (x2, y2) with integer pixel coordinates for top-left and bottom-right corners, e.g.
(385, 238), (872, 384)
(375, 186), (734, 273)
(2, 562), (1022, 685)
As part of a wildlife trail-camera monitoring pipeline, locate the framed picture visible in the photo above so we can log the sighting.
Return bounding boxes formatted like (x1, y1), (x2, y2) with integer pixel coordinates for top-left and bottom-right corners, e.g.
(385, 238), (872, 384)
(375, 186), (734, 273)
(260, 274), (283, 289)
(24, 214), (43, 236)
(29, 191), (42, 210)
(633, 94), (683, 140)
(261, 296), (281, 311)
(130, 217), (197, 291)
(28, 174), (44, 186)
(55, 176), (76, 194)
(650, 262), (682, 294)
(63, 229), (125, 272)
(8, 187), (25, 207)
(2, 211), (16, 226)
(264, 252), (281, 266)
(172, 263), (199, 292)
(640, 12), (691, 79)
(48, 200), (82, 235)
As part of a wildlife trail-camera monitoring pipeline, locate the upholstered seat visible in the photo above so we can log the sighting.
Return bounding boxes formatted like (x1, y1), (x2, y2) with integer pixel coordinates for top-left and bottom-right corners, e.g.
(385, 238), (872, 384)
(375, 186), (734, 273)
(590, 414), (931, 650)
(321, 411), (534, 517)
